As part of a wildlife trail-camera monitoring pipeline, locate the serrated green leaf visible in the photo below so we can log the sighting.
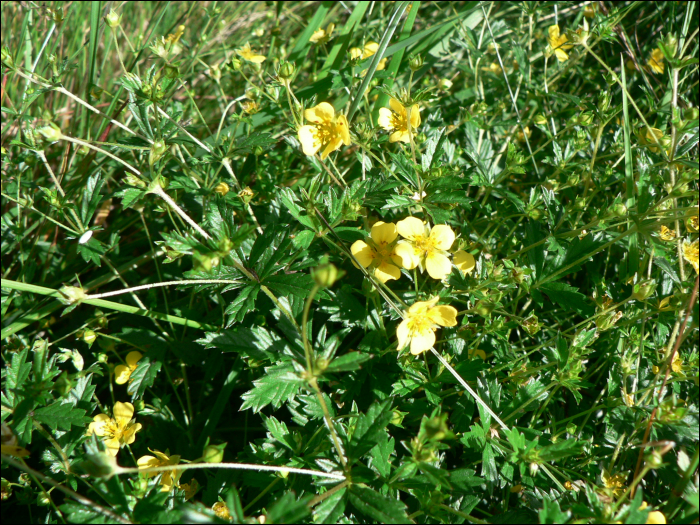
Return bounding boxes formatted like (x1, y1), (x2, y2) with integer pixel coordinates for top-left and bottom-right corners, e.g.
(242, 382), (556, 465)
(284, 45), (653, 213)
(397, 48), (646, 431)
(265, 492), (311, 524)
(240, 364), (302, 413)
(325, 352), (372, 373)
(127, 356), (161, 399)
(224, 284), (260, 326)
(348, 484), (409, 524)
(539, 281), (594, 316)
(264, 273), (315, 299)
(33, 402), (89, 431)
(348, 399), (394, 461)
(314, 487), (347, 523)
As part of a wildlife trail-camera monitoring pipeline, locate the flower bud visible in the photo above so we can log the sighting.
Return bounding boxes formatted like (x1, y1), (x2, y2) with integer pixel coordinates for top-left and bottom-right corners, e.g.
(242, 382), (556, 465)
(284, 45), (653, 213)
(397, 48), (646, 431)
(214, 182), (230, 196)
(409, 54), (424, 71)
(313, 263), (344, 288)
(521, 315), (541, 335)
(534, 114), (547, 126)
(38, 123), (63, 143)
(105, 9), (121, 28)
(134, 400), (145, 412)
(202, 443), (227, 463)
(632, 279), (656, 301)
(596, 310), (623, 331)
(438, 78), (453, 92)
(2, 46), (14, 68)
(163, 64), (180, 79)
(611, 203), (627, 217)
(124, 173), (147, 189)
(208, 64), (222, 83)
(645, 450), (664, 469)
(598, 90), (611, 113)
(149, 139), (168, 166)
(664, 33), (678, 59)
(58, 285), (87, 305)
(474, 299), (495, 317)
(278, 61), (295, 80)
(83, 329), (97, 347)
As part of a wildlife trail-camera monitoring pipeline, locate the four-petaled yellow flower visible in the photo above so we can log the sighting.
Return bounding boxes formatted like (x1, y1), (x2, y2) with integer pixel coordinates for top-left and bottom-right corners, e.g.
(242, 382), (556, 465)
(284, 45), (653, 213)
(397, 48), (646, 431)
(236, 43), (266, 64)
(310, 23), (334, 45)
(659, 225), (676, 241)
(351, 221), (404, 283)
(547, 25), (573, 62)
(212, 501), (231, 520)
(378, 99), (421, 143)
(453, 250), (476, 276)
(86, 402), (142, 456)
(397, 296), (458, 355)
(601, 469), (626, 497)
(114, 351), (142, 385)
(298, 102), (351, 159)
(648, 47), (664, 74)
(395, 217), (455, 280)
(349, 41), (387, 72)
(137, 449), (182, 492)
(682, 239), (699, 273)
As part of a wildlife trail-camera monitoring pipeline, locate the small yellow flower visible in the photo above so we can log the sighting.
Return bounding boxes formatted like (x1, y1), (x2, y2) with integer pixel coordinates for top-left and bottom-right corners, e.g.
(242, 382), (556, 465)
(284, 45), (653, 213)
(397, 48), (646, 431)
(601, 469), (626, 497)
(310, 23), (334, 45)
(468, 348), (486, 360)
(687, 214), (699, 233)
(394, 217), (455, 280)
(236, 43), (266, 64)
(652, 365), (660, 374)
(181, 478), (199, 500)
(378, 99), (421, 143)
(1, 422), (30, 458)
(482, 62), (502, 75)
(396, 297), (458, 355)
(671, 353), (683, 373)
(659, 225), (676, 241)
(298, 102), (351, 159)
(350, 221), (404, 283)
(648, 48), (664, 74)
(212, 501), (231, 520)
(646, 511), (667, 524)
(137, 449), (182, 492)
(453, 250), (476, 276)
(114, 351), (142, 385)
(350, 41), (388, 72)
(241, 100), (260, 115)
(682, 239), (699, 273)
(641, 127), (670, 154)
(547, 25), (573, 62)
(215, 182), (230, 196)
(86, 402), (142, 456)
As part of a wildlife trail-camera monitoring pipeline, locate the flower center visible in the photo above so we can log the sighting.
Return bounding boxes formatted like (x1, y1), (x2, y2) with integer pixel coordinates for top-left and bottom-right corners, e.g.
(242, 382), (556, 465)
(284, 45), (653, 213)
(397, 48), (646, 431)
(407, 313), (434, 336)
(103, 419), (122, 440)
(313, 121), (336, 146)
(413, 234), (436, 254)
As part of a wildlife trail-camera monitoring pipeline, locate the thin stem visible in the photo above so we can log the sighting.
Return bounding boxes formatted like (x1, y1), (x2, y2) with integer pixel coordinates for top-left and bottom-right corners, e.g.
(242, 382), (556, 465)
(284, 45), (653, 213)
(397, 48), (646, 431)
(86, 280), (241, 300)
(59, 134), (141, 175)
(149, 185), (211, 240)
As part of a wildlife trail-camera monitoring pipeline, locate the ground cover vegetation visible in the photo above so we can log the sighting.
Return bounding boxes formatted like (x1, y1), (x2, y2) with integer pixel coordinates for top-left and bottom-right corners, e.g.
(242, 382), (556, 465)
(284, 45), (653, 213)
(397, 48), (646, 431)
(1, 1), (698, 523)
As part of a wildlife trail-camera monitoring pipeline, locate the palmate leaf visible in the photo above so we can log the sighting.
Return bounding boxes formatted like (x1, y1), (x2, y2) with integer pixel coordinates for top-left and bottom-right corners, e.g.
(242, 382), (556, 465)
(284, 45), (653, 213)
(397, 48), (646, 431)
(33, 402), (90, 431)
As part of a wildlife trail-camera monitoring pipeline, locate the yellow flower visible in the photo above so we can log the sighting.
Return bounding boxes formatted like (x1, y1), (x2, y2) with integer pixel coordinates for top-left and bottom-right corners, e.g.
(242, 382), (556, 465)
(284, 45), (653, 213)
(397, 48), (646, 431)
(164, 25), (186, 55)
(350, 41), (388, 72)
(137, 449), (182, 492)
(671, 353), (683, 373)
(646, 511), (667, 524)
(396, 297), (458, 355)
(181, 478), (199, 500)
(212, 501), (231, 520)
(659, 225), (676, 241)
(236, 43), (266, 64)
(547, 25), (573, 62)
(394, 217), (455, 280)
(310, 23), (334, 44)
(687, 214), (699, 232)
(114, 351), (142, 385)
(86, 402), (142, 456)
(1, 422), (30, 457)
(453, 250), (476, 276)
(682, 239), (699, 273)
(468, 348), (486, 360)
(482, 62), (502, 75)
(601, 469), (626, 497)
(298, 102), (351, 159)
(350, 221), (404, 283)
(378, 99), (421, 143)
(648, 48), (664, 74)
(241, 100), (260, 115)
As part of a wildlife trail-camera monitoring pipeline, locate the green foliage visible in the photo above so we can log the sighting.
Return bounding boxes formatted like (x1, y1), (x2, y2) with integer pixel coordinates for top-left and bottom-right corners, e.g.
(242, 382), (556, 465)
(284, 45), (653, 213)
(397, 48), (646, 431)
(1, 1), (699, 524)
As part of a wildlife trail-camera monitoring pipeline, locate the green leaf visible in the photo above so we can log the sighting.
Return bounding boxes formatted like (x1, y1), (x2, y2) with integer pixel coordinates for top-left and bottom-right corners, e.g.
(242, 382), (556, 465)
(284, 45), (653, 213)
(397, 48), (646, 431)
(348, 399), (394, 461)
(127, 356), (162, 399)
(539, 281), (594, 316)
(348, 484), (409, 524)
(370, 433), (395, 478)
(325, 352), (372, 373)
(538, 438), (585, 462)
(4, 345), (31, 407)
(33, 402), (90, 431)
(313, 487), (347, 523)
(263, 273), (315, 299)
(265, 492), (311, 524)
(224, 284), (260, 326)
(240, 363), (302, 413)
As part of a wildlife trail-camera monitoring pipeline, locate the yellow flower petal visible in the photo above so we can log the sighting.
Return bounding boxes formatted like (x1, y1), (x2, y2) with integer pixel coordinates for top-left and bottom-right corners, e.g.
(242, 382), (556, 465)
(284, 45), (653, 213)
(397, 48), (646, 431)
(396, 217), (425, 240)
(138, 455), (158, 470)
(114, 365), (131, 385)
(389, 130), (409, 143)
(371, 221), (398, 245)
(122, 423), (142, 446)
(389, 98), (404, 114)
(304, 102), (335, 123)
(377, 107), (393, 131)
(363, 41), (379, 58)
(646, 511), (666, 524)
(126, 351), (143, 367)
(454, 250), (476, 276)
(410, 329), (435, 355)
(375, 261), (401, 283)
(429, 225), (455, 250)
(336, 114), (351, 145)
(394, 242), (420, 269)
(113, 401), (135, 424)
(1, 444), (30, 457)
(321, 135), (342, 159)
(351, 240), (374, 268)
(298, 125), (322, 156)
(87, 414), (111, 437)
(407, 104), (421, 129)
(425, 251), (452, 280)
(104, 437), (121, 455)
(428, 305), (458, 327)
(407, 296), (439, 316)
(648, 48), (664, 74)
(396, 319), (411, 350)
(349, 47), (363, 60)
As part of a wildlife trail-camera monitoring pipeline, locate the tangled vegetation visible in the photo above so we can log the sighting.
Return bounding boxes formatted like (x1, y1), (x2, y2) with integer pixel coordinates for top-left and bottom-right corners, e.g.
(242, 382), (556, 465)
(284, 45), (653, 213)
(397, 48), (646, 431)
(1, 1), (698, 523)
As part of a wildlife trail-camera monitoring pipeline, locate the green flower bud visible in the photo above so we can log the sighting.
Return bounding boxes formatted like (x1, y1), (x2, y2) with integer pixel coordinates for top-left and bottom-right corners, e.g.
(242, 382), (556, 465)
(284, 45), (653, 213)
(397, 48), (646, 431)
(521, 315), (541, 335)
(37, 123), (63, 143)
(55, 371), (74, 396)
(105, 9), (121, 28)
(611, 203), (627, 217)
(83, 329), (97, 347)
(632, 279), (656, 301)
(595, 310), (623, 331)
(124, 173), (147, 189)
(409, 54), (424, 71)
(58, 285), (87, 305)
(645, 450), (664, 469)
(598, 90), (611, 113)
(149, 139), (167, 166)
(664, 33), (678, 59)
(163, 64), (180, 79)
(438, 78), (453, 91)
(474, 299), (495, 317)
(214, 182), (230, 196)
(313, 263), (344, 288)
(81, 452), (120, 479)
(208, 64), (222, 83)
(2, 46), (15, 68)
(278, 61), (295, 80)
(202, 443), (227, 463)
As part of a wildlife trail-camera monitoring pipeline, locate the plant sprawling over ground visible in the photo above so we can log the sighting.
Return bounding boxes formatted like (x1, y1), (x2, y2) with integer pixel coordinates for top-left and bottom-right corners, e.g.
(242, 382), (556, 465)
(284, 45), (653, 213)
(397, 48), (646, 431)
(1, 1), (698, 523)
